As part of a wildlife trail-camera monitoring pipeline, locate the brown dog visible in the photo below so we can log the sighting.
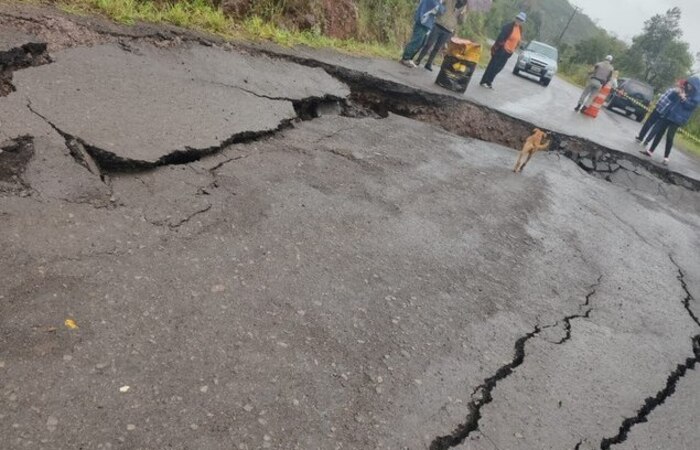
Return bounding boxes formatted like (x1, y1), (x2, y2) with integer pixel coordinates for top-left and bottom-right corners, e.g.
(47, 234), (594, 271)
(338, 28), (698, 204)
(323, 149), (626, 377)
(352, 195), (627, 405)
(513, 128), (550, 173)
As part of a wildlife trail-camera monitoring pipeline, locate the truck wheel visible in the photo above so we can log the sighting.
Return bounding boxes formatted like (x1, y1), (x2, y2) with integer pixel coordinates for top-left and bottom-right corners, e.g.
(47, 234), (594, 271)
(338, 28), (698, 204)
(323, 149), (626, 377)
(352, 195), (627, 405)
(541, 77), (551, 87)
(513, 67), (520, 76)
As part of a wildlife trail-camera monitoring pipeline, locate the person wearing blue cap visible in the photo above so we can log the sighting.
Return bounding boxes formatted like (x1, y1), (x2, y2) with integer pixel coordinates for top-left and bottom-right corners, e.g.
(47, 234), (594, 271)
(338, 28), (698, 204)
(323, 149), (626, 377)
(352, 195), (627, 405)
(480, 12), (526, 89)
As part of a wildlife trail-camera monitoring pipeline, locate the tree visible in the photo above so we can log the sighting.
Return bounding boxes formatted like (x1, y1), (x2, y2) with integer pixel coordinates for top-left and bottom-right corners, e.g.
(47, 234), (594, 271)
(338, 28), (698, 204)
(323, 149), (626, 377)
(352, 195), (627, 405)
(620, 7), (693, 90)
(572, 32), (627, 65)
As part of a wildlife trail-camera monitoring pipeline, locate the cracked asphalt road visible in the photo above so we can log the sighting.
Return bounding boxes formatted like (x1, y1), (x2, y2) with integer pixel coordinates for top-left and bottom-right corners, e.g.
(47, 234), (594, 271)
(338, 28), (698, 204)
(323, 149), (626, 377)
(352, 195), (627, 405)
(1, 5), (699, 450)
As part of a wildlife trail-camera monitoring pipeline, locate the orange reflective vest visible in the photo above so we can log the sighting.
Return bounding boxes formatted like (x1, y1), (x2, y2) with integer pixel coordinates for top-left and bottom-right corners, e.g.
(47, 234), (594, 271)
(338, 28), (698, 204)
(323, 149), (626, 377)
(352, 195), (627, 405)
(503, 24), (522, 54)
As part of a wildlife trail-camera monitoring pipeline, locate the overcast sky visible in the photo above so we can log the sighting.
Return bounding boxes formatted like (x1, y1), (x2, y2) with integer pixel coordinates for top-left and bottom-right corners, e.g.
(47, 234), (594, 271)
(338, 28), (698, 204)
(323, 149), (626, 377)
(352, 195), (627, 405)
(570, 0), (699, 71)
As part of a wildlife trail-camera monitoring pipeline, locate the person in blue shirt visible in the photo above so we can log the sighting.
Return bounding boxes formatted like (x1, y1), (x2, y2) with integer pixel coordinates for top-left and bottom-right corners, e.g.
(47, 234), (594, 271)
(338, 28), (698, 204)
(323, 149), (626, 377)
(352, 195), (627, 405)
(636, 82), (684, 145)
(643, 75), (700, 164)
(400, 0), (445, 68)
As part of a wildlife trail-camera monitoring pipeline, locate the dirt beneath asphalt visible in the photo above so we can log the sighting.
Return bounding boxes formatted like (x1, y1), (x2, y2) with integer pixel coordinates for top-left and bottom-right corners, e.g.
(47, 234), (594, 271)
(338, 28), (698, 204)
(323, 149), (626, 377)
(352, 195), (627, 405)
(0, 136), (33, 187)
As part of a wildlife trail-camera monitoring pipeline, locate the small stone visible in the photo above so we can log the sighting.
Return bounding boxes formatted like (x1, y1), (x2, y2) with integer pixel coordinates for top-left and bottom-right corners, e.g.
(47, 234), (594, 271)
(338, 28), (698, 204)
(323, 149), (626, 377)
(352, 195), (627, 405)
(400, 350), (411, 358)
(263, 435), (271, 441)
(126, 424), (136, 431)
(190, 423), (198, 430)
(95, 363), (109, 370)
(514, 432), (524, 439)
(0, 361), (5, 368)
(375, 386), (383, 394)
(243, 404), (254, 412)
(119, 386), (130, 393)
(63, 355), (73, 362)
(258, 418), (268, 425)
(292, 399), (300, 406)
(211, 284), (226, 293)
(200, 385), (209, 393)
(9, 393), (17, 402)
(277, 342), (289, 348)
(46, 416), (58, 427)
(414, 379), (422, 385)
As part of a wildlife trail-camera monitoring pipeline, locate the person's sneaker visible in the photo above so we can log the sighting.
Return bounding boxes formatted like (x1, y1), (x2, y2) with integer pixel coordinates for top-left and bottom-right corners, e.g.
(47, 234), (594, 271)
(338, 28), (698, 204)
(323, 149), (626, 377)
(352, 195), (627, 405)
(639, 149), (652, 156)
(634, 136), (643, 143)
(663, 157), (669, 165)
(424, 65), (433, 71)
(574, 104), (581, 112)
(480, 83), (493, 89)
(399, 59), (417, 68)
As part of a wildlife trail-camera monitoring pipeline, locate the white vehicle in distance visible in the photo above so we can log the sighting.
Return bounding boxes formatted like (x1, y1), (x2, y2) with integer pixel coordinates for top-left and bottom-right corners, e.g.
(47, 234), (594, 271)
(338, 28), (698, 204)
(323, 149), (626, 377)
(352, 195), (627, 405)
(513, 40), (559, 87)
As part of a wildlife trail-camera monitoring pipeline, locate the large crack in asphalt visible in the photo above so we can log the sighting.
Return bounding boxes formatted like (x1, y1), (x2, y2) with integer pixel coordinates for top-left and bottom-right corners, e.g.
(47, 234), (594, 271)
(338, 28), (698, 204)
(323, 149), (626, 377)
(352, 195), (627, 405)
(430, 276), (603, 450)
(25, 97), (343, 174)
(599, 257), (699, 449)
(599, 335), (700, 449)
(0, 39), (51, 96)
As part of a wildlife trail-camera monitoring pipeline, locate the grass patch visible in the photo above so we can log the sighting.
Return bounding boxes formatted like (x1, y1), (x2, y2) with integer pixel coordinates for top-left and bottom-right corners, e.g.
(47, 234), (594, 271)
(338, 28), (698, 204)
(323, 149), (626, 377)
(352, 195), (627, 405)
(56, 0), (400, 58)
(677, 133), (700, 158)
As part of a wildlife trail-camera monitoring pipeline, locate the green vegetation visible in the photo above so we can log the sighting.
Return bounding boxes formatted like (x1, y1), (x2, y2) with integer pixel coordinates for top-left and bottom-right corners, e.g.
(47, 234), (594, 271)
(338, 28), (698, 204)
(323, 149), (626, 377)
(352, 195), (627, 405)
(678, 133), (700, 158)
(558, 8), (695, 93)
(58, 0), (400, 58)
(62, 0), (229, 32)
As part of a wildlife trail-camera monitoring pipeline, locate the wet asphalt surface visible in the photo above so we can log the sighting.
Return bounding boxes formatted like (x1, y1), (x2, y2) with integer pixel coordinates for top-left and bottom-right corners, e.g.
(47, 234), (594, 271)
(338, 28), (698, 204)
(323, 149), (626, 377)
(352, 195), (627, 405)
(0, 5), (699, 450)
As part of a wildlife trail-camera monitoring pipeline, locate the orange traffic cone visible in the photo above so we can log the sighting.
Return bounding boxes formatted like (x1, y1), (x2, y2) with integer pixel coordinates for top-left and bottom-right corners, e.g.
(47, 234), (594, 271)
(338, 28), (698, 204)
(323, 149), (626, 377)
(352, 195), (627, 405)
(582, 83), (612, 118)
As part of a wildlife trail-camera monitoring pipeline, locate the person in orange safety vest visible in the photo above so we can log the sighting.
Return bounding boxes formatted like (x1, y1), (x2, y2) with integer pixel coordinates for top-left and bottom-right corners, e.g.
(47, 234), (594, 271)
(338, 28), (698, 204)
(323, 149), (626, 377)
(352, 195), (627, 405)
(480, 12), (526, 89)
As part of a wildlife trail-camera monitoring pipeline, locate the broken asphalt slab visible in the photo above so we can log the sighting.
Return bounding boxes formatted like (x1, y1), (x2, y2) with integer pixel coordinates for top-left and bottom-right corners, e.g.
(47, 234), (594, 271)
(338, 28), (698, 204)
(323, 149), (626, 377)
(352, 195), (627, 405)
(12, 42), (348, 169)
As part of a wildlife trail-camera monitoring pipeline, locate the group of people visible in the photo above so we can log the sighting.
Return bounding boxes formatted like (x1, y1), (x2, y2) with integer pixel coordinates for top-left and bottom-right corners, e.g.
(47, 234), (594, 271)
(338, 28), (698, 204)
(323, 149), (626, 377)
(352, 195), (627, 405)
(400, 0), (467, 71)
(576, 55), (699, 164)
(400, 1), (699, 166)
(636, 76), (700, 164)
(400, 0), (527, 89)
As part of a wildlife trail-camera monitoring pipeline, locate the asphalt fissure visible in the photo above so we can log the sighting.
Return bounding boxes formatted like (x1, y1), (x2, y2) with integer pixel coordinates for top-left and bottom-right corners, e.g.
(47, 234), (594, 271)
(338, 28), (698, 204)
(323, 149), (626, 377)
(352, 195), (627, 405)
(25, 94), (355, 174)
(599, 335), (700, 449)
(0, 40), (51, 96)
(669, 255), (700, 327)
(26, 104), (284, 174)
(430, 276), (603, 449)
(552, 275), (603, 345)
(599, 259), (699, 449)
(429, 326), (543, 450)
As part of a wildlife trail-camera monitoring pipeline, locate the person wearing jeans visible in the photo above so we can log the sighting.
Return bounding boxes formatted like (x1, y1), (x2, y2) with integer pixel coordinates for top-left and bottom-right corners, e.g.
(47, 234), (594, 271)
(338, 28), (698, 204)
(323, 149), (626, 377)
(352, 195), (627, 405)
(479, 12), (526, 88)
(644, 76), (700, 164)
(415, 0), (467, 71)
(400, 0), (445, 67)
(636, 84), (682, 144)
